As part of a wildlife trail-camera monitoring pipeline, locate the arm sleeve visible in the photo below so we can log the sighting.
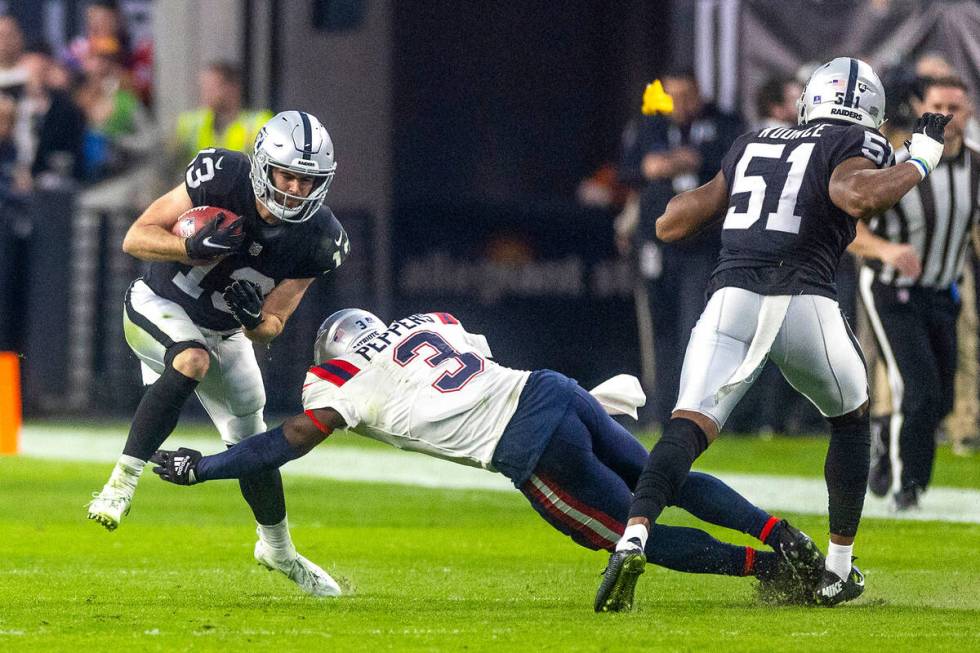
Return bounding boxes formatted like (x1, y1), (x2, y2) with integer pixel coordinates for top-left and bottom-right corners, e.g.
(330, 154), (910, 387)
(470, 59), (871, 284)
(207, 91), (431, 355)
(301, 371), (361, 428)
(183, 148), (247, 206)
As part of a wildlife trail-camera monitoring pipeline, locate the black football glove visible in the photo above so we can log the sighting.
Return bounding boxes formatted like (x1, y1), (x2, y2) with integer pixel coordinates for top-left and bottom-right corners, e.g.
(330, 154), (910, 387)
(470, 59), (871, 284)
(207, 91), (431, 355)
(223, 279), (264, 330)
(905, 113), (952, 179)
(913, 112), (952, 142)
(184, 213), (245, 261)
(150, 447), (203, 485)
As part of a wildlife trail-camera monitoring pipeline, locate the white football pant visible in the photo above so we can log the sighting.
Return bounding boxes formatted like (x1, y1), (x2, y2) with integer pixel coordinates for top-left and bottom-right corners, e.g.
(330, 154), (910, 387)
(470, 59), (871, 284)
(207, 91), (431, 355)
(123, 279), (266, 445)
(675, 286), (868, 429)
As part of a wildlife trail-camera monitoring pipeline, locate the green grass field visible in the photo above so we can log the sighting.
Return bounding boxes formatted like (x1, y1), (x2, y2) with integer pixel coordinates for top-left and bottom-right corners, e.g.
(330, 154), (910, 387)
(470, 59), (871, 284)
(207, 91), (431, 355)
(2, 426), (979, 652)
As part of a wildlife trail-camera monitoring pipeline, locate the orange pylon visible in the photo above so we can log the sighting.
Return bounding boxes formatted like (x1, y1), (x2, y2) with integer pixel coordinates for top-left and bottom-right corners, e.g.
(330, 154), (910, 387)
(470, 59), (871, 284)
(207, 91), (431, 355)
(0, 352), (21, 455)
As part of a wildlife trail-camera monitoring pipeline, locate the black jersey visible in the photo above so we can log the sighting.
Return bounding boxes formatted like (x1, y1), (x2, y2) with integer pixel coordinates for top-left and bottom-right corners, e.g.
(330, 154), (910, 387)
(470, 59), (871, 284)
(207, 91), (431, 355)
(707, 120), (894, 299)
(143, 148), (350, 331)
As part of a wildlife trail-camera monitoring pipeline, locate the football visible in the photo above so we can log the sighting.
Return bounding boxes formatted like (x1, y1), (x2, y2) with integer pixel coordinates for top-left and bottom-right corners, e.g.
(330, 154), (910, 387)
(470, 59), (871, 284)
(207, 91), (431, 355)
(171, 205), (241, 239)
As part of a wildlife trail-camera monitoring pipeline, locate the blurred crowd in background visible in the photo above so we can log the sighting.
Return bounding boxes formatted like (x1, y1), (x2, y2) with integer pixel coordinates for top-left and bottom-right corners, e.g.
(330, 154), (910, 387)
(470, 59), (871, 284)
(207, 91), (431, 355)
(0, 1), (275, 202)
(0, 2), (152, 198)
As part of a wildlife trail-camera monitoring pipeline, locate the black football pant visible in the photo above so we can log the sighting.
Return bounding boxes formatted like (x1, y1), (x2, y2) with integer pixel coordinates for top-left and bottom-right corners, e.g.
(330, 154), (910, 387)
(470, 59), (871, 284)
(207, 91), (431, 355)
(864, 279), (959, 492)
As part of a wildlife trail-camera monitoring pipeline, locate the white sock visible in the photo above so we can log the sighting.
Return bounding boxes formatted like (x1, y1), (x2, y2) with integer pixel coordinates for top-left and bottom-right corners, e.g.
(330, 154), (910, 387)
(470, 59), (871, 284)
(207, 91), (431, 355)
(616, 523), (648, 552)
(258, 517), (296, 558)
(826, 542), (853, 580)
(109, 455), (145, 492)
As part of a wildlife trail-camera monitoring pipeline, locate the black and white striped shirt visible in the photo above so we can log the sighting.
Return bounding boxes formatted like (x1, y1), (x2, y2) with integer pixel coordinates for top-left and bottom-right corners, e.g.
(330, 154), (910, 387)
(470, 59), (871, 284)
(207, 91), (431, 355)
(867, 145), (980, 289)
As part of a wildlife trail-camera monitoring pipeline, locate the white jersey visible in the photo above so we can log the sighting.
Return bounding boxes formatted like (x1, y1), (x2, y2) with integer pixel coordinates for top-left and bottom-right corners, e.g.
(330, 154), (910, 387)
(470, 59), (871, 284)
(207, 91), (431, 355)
(301, 313), (530, 469)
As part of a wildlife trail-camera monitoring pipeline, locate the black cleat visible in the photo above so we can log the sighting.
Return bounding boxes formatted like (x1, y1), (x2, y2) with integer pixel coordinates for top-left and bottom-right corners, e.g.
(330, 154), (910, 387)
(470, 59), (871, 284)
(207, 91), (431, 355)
(755, 557), (814, 606)
(814, 564), (865, 606)
(890, 484), (921, 512)
(770, 520), (825, 593)
(868, 416), (891, 497)
(594, 541), (646, 613)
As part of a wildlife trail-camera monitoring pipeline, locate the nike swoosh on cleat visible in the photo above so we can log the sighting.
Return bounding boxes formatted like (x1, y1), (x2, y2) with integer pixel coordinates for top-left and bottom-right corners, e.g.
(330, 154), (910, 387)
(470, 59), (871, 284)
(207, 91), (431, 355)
(201, 236), (232, 249)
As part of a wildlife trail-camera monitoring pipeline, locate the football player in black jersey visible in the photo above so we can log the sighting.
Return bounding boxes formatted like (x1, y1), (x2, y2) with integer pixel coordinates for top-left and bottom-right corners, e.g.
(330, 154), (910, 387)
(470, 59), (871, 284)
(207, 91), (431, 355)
(596, 58), (952, 611)
(87, 110), (350, 597)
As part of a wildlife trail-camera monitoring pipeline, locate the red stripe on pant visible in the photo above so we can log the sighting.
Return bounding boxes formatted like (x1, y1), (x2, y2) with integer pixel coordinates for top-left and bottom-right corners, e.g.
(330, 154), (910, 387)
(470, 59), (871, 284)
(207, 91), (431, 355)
(742, 547), (756, 576)
(524, 480), (613, 550)
(758, 516), (780, 544)
(534, 471), (626, 536)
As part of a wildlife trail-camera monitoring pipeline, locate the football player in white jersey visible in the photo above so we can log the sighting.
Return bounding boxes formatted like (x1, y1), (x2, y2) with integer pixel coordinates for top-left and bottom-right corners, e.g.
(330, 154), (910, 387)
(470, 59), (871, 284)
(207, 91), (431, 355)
(151, 308), (826, 605)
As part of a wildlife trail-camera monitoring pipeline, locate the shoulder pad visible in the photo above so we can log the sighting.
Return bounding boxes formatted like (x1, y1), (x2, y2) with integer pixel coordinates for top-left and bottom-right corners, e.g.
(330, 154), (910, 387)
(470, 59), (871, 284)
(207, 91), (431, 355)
(295, 208), (350, 277)
(429, 312), (460, 325)
(184, 149), (251, 204)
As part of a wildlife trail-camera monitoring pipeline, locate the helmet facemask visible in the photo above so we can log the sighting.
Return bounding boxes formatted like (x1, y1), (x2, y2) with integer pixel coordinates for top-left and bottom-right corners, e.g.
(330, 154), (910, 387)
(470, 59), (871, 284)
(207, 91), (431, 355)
(249, 111), (338, 224)
(252, 152), (335, 223)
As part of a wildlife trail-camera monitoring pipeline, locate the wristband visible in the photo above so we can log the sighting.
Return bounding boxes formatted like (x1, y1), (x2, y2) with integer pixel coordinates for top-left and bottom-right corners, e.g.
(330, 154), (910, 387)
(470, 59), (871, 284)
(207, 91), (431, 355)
(908, 157), (930, 180)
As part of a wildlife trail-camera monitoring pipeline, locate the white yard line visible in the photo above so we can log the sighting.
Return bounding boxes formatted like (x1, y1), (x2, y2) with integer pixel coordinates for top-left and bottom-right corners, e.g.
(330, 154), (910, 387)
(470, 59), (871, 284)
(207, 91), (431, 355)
(17, 426), (980, 524)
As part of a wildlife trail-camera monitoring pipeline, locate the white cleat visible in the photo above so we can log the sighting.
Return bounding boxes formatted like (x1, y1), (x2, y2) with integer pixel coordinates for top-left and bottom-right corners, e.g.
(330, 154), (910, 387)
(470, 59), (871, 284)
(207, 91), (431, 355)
(86, 483), (134, 531)
(254, 540), (342, 597)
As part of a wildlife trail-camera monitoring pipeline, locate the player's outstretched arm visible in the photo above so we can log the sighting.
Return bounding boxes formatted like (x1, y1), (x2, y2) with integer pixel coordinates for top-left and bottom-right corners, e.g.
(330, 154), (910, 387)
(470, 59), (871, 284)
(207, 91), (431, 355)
(829, 112), (951, 221)
(122, 183), (195, 262)
(828, 157), (923, 221)
(151, 411), (344, 485)
(655, 170), (729, 242)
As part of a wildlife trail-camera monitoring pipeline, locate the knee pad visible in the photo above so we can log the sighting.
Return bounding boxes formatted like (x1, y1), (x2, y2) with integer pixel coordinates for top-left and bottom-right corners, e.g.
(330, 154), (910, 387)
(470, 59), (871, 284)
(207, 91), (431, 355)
(163, 340), (209, 368)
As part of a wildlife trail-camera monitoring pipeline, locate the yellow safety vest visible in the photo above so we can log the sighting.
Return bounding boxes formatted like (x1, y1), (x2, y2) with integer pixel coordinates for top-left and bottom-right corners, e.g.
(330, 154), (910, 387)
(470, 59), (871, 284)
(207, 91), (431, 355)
(175, 108), (273, 162)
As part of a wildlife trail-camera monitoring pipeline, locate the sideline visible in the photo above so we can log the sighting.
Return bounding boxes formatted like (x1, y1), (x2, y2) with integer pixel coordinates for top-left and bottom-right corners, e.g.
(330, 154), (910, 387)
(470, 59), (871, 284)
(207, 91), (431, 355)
(19, 425), (980, 524)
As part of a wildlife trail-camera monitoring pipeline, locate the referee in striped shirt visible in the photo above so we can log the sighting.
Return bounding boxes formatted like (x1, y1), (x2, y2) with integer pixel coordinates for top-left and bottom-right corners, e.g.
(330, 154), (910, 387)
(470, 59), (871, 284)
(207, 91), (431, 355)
(850, 76), (979, 511)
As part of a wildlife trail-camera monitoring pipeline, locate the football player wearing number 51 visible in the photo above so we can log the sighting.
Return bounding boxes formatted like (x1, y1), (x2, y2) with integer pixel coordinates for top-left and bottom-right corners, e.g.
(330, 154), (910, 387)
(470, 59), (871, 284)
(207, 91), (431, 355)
(87, 111), (350, 598)
(597, 57), (951, 611)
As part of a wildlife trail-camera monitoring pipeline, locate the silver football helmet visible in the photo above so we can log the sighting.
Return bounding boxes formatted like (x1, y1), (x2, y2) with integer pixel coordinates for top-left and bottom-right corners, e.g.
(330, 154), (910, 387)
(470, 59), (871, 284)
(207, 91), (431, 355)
(797, 57), (885, 129)
(250, 110), (337, 223)
(314, 308), (383, 364)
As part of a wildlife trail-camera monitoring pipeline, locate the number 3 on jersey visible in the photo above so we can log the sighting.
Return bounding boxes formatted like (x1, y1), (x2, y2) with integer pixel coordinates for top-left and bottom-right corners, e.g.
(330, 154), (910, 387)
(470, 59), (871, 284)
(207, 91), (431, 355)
(186, 148), (217, 189)
(394, 331), (485, 392)
(724, 142), (815, 234)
